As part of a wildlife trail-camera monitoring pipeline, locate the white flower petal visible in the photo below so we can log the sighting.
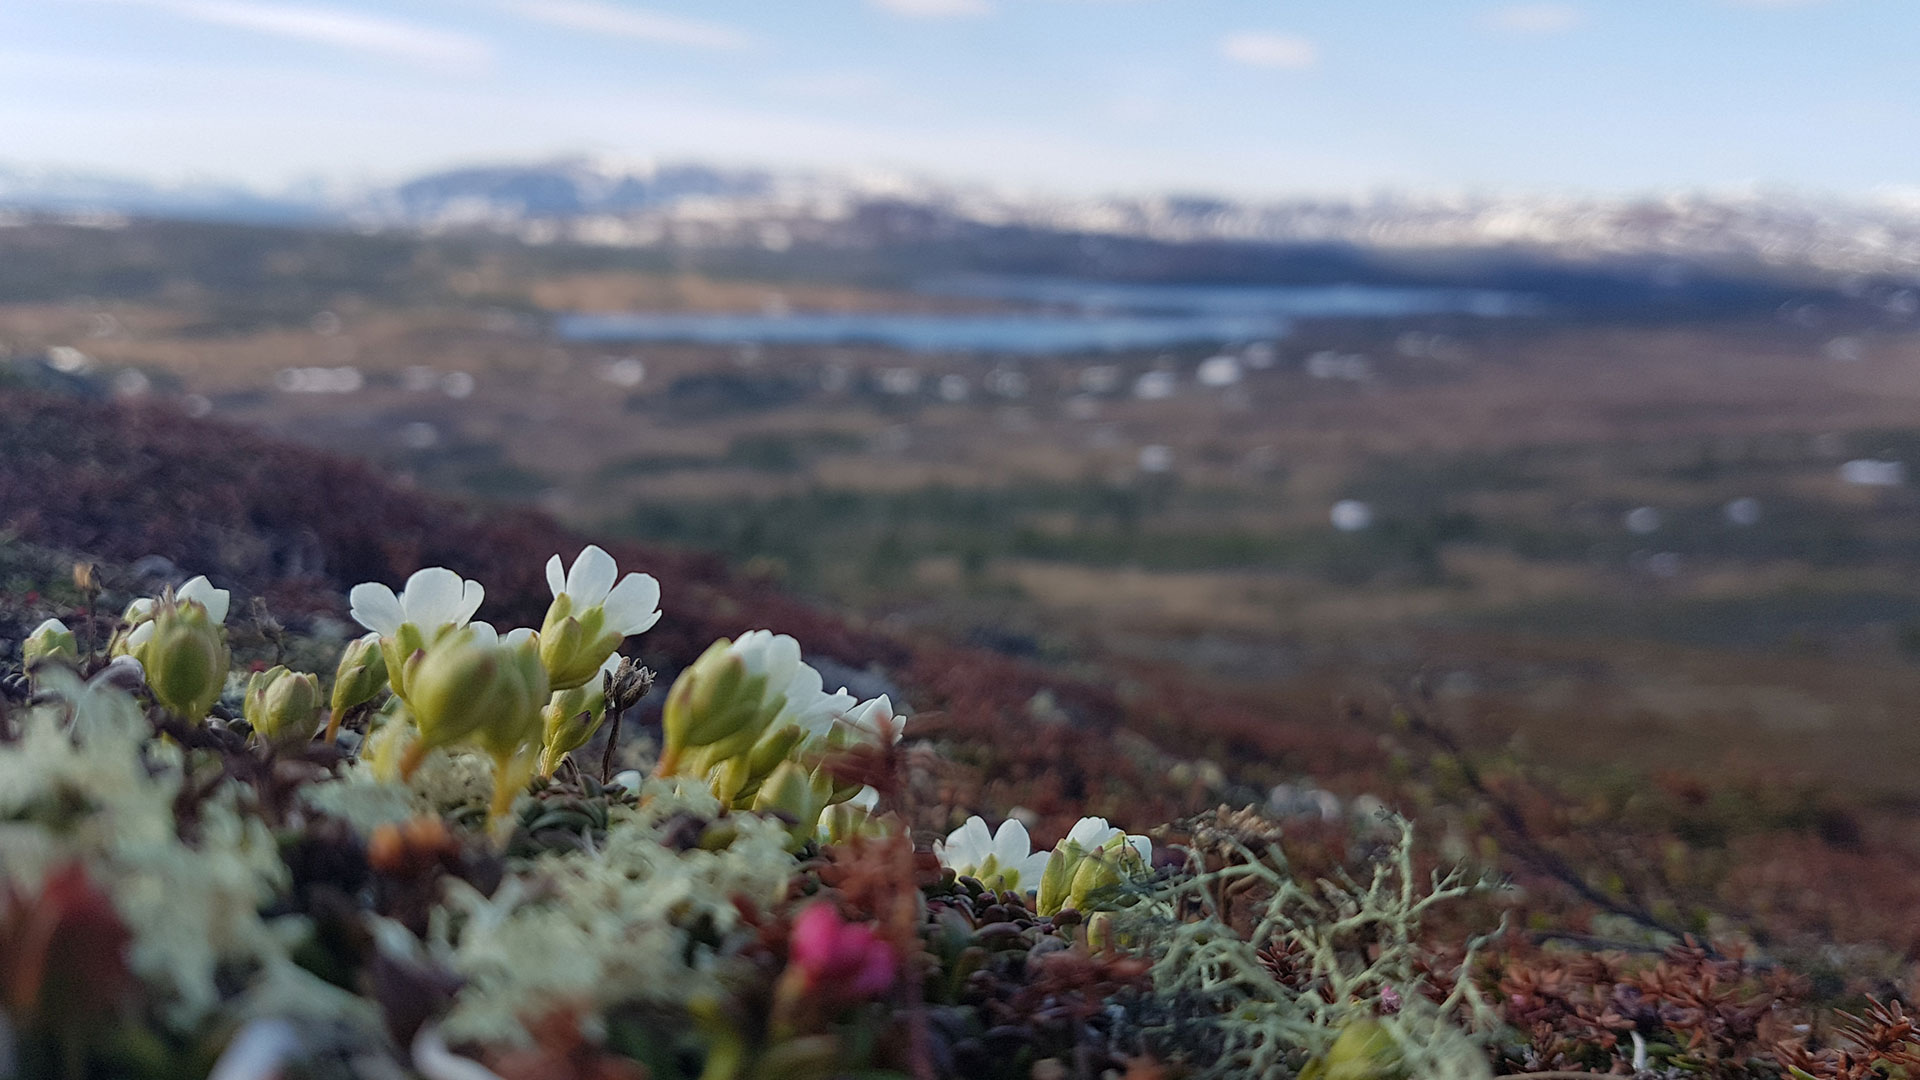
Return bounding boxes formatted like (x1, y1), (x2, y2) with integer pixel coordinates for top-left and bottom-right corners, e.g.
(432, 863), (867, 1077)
(759, 635), (803, 692)
(125, 597), (153, 621)
(545, 555), (567, 598)
(32, 617), (70, 636)
(456, 579), (485, 626)
(502, 626), (537, 649)
(127, 621), (154, 649)
(991, 818), (1034, 868)
(400, 567), (467, 629)
(848, 785), (879, 810)
(600, 573), (662, 635)
(464, 622), (499, 647)
(939, 816), (995, 873)
(844, 695), (903, 742)
(565, 545), (618, 607)
(1015, 852), (1050, 891)
(349, 582), (406, 635)
(1066, 816), (1118, 850)
(1127, 834), (1153, 865)
(178, 574), (230, 624)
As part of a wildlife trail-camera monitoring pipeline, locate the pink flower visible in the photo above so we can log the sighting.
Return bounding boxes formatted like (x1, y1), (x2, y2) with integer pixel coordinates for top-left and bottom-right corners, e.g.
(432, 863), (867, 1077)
(788, 904), (895, 999)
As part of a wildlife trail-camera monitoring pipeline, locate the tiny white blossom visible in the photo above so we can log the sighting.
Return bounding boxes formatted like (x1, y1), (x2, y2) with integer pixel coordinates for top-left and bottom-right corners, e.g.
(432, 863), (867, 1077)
(349, 567), (485, 636)
(937, 815), (1050, 893)
(776, 662), (856, 739)
(177, 575), (230, 625)
(544, 544), (661, 636)
(1064, 815), (1152, 864)
(841, 694), (905, 743)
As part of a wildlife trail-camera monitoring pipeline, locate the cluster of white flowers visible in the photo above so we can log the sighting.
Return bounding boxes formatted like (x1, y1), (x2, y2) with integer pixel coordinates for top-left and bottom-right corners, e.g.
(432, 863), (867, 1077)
(936, 814), (1151, 901)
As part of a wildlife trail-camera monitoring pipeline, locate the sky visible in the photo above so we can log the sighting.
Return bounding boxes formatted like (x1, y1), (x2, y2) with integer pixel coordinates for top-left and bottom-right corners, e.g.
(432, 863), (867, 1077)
(2, 0), (1917, 200)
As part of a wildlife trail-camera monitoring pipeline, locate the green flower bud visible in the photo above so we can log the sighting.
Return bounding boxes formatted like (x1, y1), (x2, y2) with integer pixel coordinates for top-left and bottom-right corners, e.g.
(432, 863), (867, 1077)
(659, 638), (777, 773)
(537, 677), (610, 777)
(377, 621), (428, 703)
(1299, 1021), (1403, 1080)
(538, 598), (622, 692)
(137, 596), (230, 723)
(1084, 911), (1117, 954)
(23, 618), (78, 669)
(405, 625), (548, 772)
(1036, 820), (1150, 916)
(330, 632), (388, 716)
(751, 759), (830, 846)
(817, 800), (893, 845)
(1066, 849), (1126, 913)
(244, 665), (323, 747)
(727, 722), (807, 805)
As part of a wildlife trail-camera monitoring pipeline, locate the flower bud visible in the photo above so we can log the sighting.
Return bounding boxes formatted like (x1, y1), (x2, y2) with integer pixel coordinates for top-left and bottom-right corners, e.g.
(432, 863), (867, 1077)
(23, 618), (79, 669)
(137, 596), (230, 723)
(377, 621), (428, 704)
(817, 801), (887, 845)
(330, 632), (388, 716)
(537, 678), (610, 777)
(1084, 911), (1117, 954)
(1300, 1020), (1402, 1080)
(244, 665), (323, 747)
(406, 625), (548, 770)
(751, 759), (830, 835)
(1066, 849), (1126, 912)
(1035, 818), (1150, 916)
(659, 637), (779, 773)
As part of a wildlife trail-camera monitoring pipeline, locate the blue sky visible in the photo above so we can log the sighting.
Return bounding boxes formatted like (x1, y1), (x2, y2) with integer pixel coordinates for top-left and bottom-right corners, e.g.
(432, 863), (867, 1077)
(2, 0), (1915, 199)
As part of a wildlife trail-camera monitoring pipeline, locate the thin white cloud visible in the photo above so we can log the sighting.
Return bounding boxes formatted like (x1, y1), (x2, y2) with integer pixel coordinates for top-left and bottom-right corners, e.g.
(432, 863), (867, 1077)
(499, 1), (753, 50)
(869, 0), (994, 18)
(1485, 3), (1583, 34)
(1722, 0), (1828, 6)
(1219, 31), (1317, 70)
(100, 0), (490, 67)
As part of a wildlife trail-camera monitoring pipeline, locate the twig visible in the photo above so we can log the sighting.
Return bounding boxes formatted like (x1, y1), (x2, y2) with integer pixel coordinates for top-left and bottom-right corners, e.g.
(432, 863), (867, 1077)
(1395, 690), (1701, 949)
(598, 706), (623, 785)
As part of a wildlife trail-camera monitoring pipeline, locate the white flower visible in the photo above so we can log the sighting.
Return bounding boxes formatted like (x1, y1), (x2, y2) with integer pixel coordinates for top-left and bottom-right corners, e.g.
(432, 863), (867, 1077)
(125, 574), (231, 651)
(1064, 815), (1152, 865)
(544, 544), (661, 636)
(177, 575), (230, 624)
(937, 815), (1050, 892)
(349, 567), (485, 637)
(841, 694), (905, 743)
(31, 616), (70, 637)
(727, 629), (804, 700)
(775, 662), (856, 739)
(30, 655), (147, 741)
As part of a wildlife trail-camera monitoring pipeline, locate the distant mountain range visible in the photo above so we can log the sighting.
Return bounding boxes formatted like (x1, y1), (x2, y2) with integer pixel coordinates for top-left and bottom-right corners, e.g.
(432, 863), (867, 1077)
(7, 158), (1920, 279)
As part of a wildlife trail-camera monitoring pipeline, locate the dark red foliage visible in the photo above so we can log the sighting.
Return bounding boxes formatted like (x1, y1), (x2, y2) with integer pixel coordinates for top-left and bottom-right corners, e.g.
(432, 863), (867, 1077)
(0, 862), (135, 1034)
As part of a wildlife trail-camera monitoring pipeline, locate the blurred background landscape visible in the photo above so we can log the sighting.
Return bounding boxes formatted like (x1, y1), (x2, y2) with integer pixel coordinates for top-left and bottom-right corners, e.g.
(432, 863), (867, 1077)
(8, 0), (1920, 798)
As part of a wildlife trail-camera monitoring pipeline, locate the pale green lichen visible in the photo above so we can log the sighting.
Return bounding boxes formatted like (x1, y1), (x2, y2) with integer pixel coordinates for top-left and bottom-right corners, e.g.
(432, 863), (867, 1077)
(0, 705), (289, 1029)
(1131, 814), (1503, 1080)
(433, 778), (800, 1044)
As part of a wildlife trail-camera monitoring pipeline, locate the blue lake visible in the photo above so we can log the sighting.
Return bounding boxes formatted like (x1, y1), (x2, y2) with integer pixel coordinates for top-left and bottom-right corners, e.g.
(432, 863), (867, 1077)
(554, 278), (1536, 353)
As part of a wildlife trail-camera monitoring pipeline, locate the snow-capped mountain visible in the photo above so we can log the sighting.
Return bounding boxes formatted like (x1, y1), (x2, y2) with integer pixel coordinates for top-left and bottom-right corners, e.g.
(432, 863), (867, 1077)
(8, 157), (1920, 277)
